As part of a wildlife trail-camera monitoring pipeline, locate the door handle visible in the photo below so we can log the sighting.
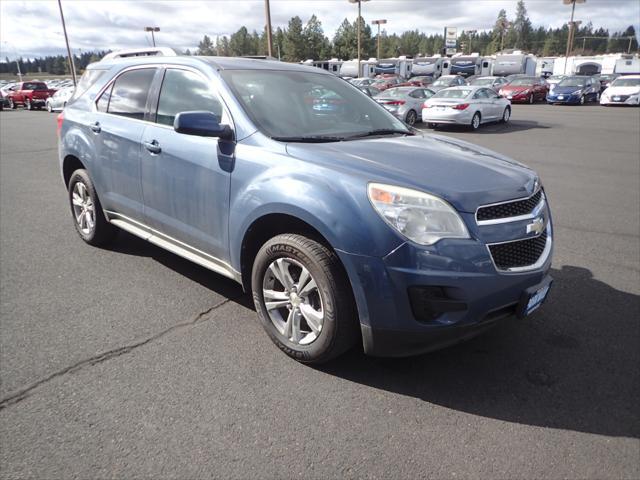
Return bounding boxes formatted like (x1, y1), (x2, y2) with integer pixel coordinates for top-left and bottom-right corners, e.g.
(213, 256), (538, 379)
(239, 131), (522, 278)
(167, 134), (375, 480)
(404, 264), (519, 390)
(143, 140), (161, 154)
(90, 122), (101, 133)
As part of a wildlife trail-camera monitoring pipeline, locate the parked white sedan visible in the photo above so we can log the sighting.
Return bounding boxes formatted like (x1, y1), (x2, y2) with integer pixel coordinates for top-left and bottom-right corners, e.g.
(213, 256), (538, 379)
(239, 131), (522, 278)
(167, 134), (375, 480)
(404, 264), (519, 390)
(422, 86), (512, 130)
(600, 75), (640, 106)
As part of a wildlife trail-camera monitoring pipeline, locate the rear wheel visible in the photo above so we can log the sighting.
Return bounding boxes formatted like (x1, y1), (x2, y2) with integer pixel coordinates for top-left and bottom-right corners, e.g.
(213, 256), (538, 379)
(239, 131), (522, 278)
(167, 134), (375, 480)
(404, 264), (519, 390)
(47, 102), (52, 113)
(68, 169), (118, 246)
(580, 95), (585, 105)
(470, 112), (481, 130)
(529, 94), (534, 104)
(9, 98), (16, 109)
(251, 234), (358, 364)
(25, 98), (32, 110)
(405, 109), (417, 126)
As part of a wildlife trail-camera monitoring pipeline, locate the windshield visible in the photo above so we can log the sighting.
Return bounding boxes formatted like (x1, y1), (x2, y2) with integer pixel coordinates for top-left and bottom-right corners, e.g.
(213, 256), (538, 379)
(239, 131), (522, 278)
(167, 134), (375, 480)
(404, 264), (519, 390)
(611, 77), (640, 87)
(23, 82), (47, 91)
(433, 89), (471, 99)
(432, 77), (454, 86)
(558, 77), (587, 87)
(471, 78), (495, 86)
(221, 70), (410, 141)
(509, 78), (536, 86)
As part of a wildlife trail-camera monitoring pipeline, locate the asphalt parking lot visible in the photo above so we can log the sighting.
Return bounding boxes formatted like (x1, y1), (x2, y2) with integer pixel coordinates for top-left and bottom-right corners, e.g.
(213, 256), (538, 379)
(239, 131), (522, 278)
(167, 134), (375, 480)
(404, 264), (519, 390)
(1, 104), (639, 478)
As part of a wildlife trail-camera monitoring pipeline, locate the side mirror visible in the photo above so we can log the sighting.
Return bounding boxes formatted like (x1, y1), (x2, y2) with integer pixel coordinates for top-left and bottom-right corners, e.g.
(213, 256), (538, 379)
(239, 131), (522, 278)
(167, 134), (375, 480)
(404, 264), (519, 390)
(174, 111), (233, 140)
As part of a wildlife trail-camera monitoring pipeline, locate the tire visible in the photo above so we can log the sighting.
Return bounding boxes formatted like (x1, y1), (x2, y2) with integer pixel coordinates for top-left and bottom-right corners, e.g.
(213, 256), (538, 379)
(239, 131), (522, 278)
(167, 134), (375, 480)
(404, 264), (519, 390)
(427, 123), (437, 129)
(68, 169), (118, 246)
(9, 98), (16, 109)
(470, 112), (481, 130)
(501, 107), (511, 123)
(580, 95), (585, 105)
(405, 109), (417, 126)
(595, 92), (600, 102)
(251, 233), (358, 364)
(25, 98), (32, 110)
(47, 102), (52, 113)
(529, 94), (534, 104)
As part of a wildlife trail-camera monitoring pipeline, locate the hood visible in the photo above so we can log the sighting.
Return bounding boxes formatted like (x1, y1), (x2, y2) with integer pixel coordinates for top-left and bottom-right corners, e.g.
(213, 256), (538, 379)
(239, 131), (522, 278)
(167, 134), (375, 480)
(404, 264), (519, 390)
(551, 85), (584, 94)
(501, 84), (532, 93)
(284, 133), (537, 213)
(604, 86), (640, 96)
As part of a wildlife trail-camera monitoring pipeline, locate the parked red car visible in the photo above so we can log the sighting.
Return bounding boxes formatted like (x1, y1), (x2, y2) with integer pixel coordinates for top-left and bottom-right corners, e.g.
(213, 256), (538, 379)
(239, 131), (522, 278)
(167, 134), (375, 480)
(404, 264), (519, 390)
(6, 81), (57, 110)
(398, 76), (434, 87)
(498, 76), (548, 104)
(370, 76), (402, 91)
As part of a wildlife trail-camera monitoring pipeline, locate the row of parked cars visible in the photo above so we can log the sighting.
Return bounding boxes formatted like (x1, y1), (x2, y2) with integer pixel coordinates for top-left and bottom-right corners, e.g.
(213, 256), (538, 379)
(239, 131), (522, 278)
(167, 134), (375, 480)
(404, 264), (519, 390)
(346, 72), (639, 129)
(0, 78), (75, 112)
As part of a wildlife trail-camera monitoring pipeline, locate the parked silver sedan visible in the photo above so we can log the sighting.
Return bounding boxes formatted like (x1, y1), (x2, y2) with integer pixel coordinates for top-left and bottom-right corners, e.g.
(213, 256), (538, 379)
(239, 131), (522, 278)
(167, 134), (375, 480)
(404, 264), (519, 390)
(46, 86), (75, 112)
(374, 86), (435, 125)
(469, 76), (509, 92)
(422, 86), (511, 130)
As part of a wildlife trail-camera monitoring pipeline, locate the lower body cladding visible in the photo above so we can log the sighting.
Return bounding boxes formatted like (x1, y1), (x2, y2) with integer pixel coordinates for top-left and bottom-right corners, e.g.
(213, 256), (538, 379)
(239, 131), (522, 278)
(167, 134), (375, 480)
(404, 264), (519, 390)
(337, 216), (553, 357)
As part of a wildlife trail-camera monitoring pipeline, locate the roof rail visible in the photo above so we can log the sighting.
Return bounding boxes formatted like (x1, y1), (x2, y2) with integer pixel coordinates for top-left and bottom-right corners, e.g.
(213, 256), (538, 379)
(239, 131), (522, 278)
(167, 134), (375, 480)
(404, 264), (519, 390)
(101, 47), (179, 60)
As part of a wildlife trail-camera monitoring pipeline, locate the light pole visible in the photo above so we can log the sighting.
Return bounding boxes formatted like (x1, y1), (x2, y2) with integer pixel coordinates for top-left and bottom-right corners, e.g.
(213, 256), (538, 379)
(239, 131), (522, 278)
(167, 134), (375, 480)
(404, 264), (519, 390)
(563, 0), (585, 74)
(348, 0), (370, 77)
(264, 0), (273, 57)
(57, 0), (76, 86)
(371, 19), (387, 60)
(466, 29), (477, 54)
(2, 42), (23, 82)
(144, 26), (160, 47)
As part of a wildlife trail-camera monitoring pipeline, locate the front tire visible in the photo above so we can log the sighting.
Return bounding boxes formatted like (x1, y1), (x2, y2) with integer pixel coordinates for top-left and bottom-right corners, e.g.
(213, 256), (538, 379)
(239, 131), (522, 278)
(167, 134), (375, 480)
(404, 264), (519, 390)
(251, 234), (358, 364)
(580, 95), (585, 105)
(47, 102), (52, 113)
(529, 94), (534, 104)
(25, 98), (32, 110)
(501, 107), (511, 123)
(9, 98), (16, 109)
(470, 112), (481, 130)
(68, 169), (117, 246)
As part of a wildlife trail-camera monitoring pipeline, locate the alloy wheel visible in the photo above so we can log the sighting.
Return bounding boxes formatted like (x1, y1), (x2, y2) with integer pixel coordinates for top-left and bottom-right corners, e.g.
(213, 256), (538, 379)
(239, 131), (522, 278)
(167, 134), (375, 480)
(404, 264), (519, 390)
(71, 181), (95, 235)
(472, 113), (480, 130)
(503, 108), (510, 123)
(406, 110), (417, 126)
(262, 257), (324, 345)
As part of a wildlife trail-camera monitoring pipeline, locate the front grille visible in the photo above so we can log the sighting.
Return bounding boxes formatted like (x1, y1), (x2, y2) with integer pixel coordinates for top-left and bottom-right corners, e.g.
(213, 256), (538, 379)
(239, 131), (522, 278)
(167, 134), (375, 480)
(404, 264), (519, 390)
(477, 190), (542, 222)
(489, 231), (548, 270)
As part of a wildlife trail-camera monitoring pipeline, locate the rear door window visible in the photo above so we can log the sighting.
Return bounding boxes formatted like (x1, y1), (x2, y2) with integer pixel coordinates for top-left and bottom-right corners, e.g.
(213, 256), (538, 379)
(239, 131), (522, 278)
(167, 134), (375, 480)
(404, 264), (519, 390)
(106, 68), (156, 120)
(155, 68), (222, 126)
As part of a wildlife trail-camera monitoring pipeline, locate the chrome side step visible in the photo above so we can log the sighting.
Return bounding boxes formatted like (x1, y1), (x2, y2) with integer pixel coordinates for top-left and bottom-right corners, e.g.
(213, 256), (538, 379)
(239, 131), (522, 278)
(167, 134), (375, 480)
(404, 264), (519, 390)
(106, 211), (241, 283)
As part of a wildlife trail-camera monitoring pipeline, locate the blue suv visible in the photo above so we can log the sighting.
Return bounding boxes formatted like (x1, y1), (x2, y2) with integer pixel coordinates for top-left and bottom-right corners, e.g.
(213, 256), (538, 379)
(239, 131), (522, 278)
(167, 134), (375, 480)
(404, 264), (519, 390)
(58, 54), (553, 364)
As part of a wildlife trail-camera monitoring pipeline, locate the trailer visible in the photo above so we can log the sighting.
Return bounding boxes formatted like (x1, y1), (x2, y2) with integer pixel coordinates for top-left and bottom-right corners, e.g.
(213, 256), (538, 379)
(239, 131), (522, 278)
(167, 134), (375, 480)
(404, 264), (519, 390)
(411, 56), (444, 79)
(339, 58), (378, 78)
(312, 58), (343, 75)
(537, 57), (556, 77)
(614, 56), (640, 75)
(448, 54), (483, 77)
(373, 57), (413, 78)
(492, 52), (537, 76)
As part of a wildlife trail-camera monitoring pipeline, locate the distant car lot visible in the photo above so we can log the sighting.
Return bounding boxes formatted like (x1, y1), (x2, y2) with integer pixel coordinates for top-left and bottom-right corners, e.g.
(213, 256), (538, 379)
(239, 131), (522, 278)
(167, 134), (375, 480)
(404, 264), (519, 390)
(0, 104), (638, 478)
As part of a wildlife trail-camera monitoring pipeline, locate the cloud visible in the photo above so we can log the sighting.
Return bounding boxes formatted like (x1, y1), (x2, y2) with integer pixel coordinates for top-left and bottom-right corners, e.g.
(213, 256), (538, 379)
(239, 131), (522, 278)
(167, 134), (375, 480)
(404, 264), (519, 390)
(1, 0), (638, 58)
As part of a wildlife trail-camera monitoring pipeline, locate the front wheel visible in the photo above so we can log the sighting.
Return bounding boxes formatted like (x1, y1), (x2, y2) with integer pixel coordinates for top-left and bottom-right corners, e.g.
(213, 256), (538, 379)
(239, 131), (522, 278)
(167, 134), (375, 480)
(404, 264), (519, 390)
(529, 94), (534, 104)
(501, 107), (511, 123)
(68, 169), (118, 246)
(405, 109), (417, 126)
(47, 102), (52, 113)
(25, 98), (32, 110)
(9, 98), (16, 109)
(470, 112), (481, 130)
(251, 234), (358, 364)
(580, 95), (585, 105)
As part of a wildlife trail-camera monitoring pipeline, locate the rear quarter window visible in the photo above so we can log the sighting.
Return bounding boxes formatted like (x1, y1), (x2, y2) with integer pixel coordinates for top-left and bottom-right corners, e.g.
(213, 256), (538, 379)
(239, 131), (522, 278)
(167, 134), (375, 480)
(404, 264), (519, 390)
(106, 68), (156, 120)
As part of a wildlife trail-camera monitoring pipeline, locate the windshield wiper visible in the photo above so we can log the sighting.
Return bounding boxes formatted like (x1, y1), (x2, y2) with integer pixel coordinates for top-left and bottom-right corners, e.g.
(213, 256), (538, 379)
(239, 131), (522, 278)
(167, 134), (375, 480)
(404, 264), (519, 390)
(271, 135), (345, 143)
(346, 129), (415, 140)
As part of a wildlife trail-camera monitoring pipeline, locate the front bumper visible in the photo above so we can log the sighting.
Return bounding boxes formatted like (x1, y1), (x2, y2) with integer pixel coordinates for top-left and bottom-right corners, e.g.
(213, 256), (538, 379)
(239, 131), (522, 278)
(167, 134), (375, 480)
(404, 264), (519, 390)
(338, 208), (554, 357)
(547, 93), (581, 104)
(502, 91), (530, 103)
(600, 95), (640, 106)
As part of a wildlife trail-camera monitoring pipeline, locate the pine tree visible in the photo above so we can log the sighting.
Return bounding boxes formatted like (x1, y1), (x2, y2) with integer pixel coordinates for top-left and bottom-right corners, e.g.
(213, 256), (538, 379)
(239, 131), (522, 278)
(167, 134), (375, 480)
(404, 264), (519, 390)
(197, 35), (216, 55)
(283, 16), (305, 61)
(303, 15), (327, 61)
(513, 0), (533, 50)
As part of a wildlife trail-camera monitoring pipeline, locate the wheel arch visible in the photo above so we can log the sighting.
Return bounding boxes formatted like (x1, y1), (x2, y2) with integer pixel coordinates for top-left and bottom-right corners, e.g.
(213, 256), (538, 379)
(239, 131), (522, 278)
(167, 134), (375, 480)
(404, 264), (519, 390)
(62, 154), (86, 187)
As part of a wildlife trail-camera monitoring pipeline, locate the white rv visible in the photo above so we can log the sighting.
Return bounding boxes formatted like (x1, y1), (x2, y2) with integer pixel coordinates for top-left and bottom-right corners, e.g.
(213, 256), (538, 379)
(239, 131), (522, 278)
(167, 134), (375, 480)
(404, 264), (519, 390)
(312, 58), (343, 75)
(492, 52), (537, 77)
(374, 57), (413, 78)
(340, 58), (378, 78)
(411, 56), (444, 79)
(537, 57), (556, 77)
(615, 55), (640, 75)
(448, 53), (491, 78)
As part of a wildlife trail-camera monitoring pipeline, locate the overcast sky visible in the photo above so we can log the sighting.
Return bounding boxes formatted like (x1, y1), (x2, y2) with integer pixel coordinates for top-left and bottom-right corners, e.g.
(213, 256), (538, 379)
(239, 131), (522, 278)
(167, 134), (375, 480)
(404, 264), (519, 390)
(1, 0), (638, 59)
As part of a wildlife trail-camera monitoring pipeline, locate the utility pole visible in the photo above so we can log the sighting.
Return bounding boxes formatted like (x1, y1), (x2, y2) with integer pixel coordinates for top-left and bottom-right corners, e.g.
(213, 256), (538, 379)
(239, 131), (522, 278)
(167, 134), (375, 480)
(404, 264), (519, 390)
(371, 19), (387, 60)
(349, 0), (370, 77)
(264, 0), (273, 57)
(57, 0), (76, 86)
(467, 29), (477, 54)
(144, 26), (160, 47)
(3, 42), (23, 82)
(563, 0), (585, 74)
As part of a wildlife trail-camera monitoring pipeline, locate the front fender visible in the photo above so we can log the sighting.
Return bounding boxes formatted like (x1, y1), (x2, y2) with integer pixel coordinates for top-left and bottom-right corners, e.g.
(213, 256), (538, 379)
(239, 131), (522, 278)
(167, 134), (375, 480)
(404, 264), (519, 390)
(228, 141), (403, 271)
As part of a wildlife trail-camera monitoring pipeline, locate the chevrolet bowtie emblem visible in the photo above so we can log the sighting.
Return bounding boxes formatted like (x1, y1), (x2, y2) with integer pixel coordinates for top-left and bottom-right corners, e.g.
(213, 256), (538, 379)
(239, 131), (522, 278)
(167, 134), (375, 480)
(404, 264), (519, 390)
(526, 217), (545, 235)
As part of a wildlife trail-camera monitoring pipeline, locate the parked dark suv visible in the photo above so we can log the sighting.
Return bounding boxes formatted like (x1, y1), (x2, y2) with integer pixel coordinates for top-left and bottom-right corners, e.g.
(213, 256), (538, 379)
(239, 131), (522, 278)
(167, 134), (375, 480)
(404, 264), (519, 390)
(58, 53), (553, 364)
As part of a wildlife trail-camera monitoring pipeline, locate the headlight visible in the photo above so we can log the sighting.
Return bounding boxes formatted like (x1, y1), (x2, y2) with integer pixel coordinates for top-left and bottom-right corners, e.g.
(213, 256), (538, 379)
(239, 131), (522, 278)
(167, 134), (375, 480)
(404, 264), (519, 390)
(572, 90), (583, 95)
(368, 183), (470, 245)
